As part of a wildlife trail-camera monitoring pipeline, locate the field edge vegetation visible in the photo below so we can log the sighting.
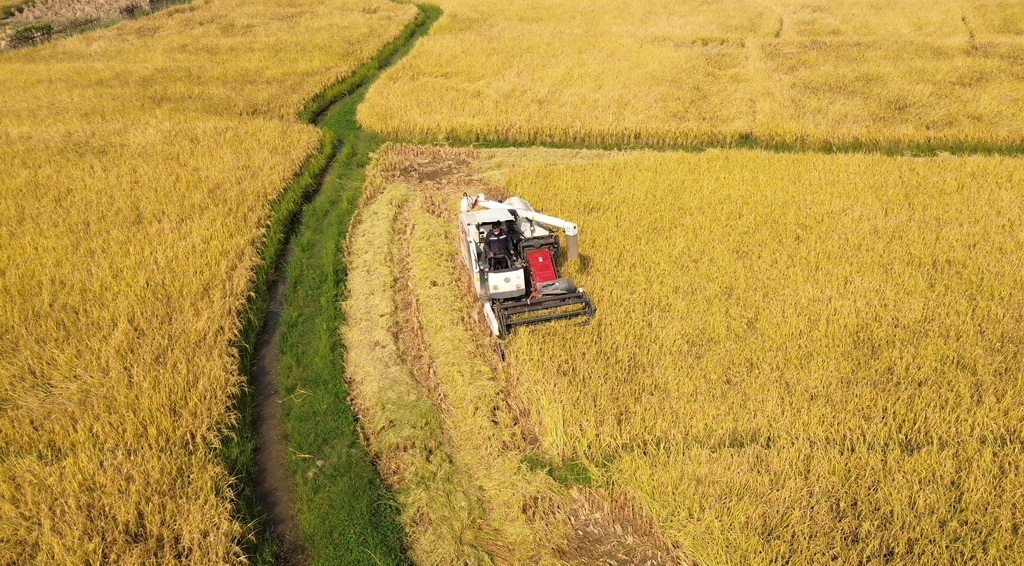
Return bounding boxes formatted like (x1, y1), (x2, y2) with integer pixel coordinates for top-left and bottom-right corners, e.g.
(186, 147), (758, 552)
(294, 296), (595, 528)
(0, 0), (194, 51)
(221, 4), (439, 563)
(270, 4), (441, 564)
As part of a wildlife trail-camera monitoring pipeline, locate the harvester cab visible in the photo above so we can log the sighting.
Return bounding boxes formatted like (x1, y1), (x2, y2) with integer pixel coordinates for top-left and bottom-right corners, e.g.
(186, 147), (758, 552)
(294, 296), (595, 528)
(458, 193), (594, 338)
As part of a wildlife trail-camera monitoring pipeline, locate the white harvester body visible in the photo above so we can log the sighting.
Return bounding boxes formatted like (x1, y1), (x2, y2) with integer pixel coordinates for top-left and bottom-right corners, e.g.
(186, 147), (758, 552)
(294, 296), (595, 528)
(458, 193), (594, 338)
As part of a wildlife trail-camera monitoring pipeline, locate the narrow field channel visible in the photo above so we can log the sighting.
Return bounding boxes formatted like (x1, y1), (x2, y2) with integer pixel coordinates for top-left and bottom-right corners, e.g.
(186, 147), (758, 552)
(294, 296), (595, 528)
(241, 5), (440, 564)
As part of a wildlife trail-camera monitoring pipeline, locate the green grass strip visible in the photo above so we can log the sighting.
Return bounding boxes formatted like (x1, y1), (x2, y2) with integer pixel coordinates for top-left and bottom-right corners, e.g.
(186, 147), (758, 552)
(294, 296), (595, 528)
(277, 114), (409, 566)
(277, 6), (441, 563)
(216, 4), (441, 565)
(222, 131), (336, 565)
(221, 5), (439, 561)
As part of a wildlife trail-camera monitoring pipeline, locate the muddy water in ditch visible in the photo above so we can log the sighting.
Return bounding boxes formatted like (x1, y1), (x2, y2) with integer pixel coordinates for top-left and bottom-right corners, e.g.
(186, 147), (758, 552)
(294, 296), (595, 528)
(253, 245), (306, 565)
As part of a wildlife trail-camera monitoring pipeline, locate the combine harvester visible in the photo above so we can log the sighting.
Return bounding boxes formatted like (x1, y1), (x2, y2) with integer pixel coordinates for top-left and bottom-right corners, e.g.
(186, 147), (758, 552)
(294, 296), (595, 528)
(458, 193), (594, 339)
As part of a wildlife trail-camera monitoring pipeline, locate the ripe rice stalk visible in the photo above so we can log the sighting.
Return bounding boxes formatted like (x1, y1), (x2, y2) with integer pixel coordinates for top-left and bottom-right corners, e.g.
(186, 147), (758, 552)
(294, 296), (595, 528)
(359, 0), (1024, 151)
(493, 147), (1024, 564)
(0, 0), (416, 561)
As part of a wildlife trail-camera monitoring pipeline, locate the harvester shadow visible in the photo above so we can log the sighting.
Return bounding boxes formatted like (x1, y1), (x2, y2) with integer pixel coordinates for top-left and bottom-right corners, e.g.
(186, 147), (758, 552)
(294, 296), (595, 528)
(576, 252), (592, 274)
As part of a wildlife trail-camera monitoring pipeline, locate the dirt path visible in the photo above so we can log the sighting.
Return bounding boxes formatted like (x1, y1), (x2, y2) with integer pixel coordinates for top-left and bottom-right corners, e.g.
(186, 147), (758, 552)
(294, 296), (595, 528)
(253, 245), (306, 565)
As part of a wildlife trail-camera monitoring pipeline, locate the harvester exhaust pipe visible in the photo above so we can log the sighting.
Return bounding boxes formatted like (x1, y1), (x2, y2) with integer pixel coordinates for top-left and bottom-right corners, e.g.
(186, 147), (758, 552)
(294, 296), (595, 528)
(564, 222), (579, 260)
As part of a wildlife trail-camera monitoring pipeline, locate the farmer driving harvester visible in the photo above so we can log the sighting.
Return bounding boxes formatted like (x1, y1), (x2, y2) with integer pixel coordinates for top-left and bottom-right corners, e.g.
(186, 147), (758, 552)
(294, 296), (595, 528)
(458, 193), (594, 339)
(484, 223), (517, 269)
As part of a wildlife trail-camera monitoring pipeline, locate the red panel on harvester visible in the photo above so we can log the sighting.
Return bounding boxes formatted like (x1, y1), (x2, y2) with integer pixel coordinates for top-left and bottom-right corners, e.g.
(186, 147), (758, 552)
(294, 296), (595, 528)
(526, 248), (557, 284)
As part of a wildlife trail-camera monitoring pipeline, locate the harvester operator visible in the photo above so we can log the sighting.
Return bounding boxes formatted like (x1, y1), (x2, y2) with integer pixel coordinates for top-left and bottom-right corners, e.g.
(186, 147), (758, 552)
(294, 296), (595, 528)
(484, 223), (517, 268)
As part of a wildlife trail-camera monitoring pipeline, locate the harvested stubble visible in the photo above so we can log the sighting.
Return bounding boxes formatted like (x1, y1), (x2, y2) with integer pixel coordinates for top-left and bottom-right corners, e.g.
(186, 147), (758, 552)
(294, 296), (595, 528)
(493, 148), (1024, 564)
(343, 152), (565, 565)
(359, 0), (1024, 150)
(0, 0), (415, 562)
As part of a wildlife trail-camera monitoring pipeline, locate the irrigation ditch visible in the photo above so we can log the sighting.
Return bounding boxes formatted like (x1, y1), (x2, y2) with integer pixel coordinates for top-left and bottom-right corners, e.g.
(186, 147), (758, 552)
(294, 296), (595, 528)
(226, 5), (439, 565)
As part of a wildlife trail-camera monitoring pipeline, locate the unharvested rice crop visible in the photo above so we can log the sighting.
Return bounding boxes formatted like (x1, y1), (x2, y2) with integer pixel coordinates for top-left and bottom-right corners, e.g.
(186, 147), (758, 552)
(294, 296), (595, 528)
(499, 149), (1024, 564)
(349, 144), (1024, 564)
(359, 0), (1024, 150)
(0, 0), (415, 562)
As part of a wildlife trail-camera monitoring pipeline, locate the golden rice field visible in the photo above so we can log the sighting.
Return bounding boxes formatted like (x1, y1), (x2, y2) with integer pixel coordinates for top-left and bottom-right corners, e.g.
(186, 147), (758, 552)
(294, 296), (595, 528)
(5, 0), (1023, 562)
(503, 149), (1024, 564)
(0, 0), (415, 562)
(347, 143), (1024, 564)
(359, 0), (1024, 150)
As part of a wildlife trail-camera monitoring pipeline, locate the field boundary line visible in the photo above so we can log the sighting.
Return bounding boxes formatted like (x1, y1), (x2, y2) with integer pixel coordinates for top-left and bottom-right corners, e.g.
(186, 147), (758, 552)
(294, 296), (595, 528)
(381, 129), (1024, 158)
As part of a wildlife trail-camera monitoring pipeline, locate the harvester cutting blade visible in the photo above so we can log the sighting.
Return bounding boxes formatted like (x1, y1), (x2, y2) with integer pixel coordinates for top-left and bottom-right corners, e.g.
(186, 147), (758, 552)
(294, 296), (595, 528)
(494, 290), (595, 337)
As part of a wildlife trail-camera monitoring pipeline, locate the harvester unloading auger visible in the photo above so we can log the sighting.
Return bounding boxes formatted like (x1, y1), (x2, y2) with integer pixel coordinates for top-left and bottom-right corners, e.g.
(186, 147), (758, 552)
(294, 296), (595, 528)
(458, 193), (595, 338)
